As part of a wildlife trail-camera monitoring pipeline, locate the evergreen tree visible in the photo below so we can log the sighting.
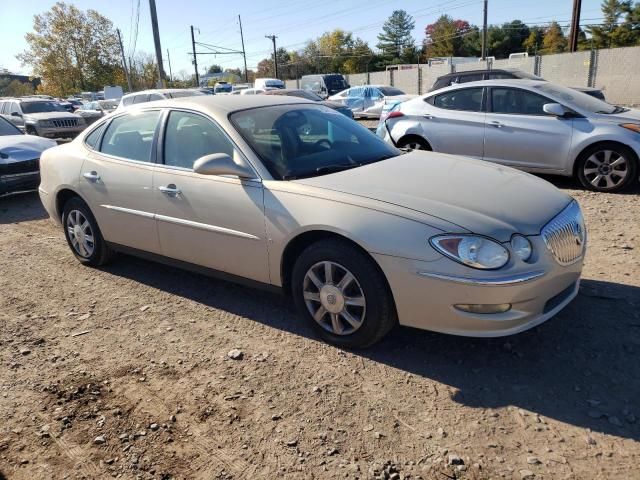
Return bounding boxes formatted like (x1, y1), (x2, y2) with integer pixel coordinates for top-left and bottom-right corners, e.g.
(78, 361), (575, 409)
(541, 21), (568, 54)
(377, 10), (416, 63)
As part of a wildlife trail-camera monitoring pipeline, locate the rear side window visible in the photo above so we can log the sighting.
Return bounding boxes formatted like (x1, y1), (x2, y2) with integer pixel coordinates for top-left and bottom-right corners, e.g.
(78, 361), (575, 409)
(433, 88), (484, 112)
(122, 96), (134, 106)
(133, 94), (149, 104)
(432, 77), (453, 90)
(99, 111), (160, 162)
(84, 123), (106, 149)
(457, 73), (484, 83)
(488, 72), (515, 80)
(148, 93), (164, 101)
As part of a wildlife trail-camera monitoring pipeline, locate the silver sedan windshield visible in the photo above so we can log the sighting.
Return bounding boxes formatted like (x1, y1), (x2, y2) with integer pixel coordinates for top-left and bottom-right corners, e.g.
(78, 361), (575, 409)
(535, 83), (616, 114)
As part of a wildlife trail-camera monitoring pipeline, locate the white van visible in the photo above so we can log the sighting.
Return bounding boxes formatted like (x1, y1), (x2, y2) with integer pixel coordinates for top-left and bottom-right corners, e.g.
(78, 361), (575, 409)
(254, 78), (285, 90)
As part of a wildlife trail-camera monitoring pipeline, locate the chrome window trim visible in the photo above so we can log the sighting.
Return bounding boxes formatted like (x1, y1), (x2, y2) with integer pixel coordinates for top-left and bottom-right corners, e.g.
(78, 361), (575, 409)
(416, 270), (546, 286)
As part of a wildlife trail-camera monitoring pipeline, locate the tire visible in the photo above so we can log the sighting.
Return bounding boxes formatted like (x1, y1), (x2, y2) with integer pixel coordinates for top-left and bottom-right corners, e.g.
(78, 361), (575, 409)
(397, 136), (431, 151)
(61, 197), (114, 266)
(291, 239), (397, 348)
(576, 142), (638, 193)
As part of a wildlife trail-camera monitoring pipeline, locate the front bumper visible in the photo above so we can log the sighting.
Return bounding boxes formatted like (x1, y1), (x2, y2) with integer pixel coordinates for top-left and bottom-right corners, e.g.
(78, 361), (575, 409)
(374, 240), (583, 337)
(34, 125), (85, 139)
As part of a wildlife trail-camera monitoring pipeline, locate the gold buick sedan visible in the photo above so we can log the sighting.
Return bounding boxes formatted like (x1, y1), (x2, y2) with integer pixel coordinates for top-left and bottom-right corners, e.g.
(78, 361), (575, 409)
(39, 95), (586, 348)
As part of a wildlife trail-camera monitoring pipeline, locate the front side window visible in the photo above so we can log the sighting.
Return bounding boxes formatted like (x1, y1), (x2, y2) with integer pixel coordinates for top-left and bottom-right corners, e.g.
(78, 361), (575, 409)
(491, 88), (550, 115)
(433, 88), (484, 112)
(99, 111), (160, 161)
(163, 111), (235, 169)
(122, 96), (134, 106)
(231, 105), (400, 180)
(148, 93), (164, 101)
(133, 94), (149, 104)
(457, 73), (484, 83)
(488, 72), (515, 80)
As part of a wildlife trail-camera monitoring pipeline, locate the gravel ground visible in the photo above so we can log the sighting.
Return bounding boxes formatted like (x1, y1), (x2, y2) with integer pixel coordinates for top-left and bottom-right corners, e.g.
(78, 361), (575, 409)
(0, 178), (639, 480)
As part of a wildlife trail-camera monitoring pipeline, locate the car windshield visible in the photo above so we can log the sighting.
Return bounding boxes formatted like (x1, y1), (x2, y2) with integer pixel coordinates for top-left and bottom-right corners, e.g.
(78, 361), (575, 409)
(325, 76), (348, 90)
(0, 117), (22, 136)
(21, 101), (66, 113)
(230, 104), (401, 180)
(535, 83), (616, 114)
(378, 87), (405, 96)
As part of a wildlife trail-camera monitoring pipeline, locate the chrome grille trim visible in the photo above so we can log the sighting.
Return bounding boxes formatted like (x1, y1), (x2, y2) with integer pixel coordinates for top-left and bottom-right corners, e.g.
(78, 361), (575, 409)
(541, 201), (586, 266)
(52, 119), (78, 128)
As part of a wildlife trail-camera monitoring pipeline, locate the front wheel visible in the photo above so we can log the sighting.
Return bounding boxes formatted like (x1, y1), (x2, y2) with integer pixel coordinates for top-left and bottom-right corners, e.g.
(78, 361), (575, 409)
(291, 239), (397, 348)
(61, 197), (114, 266)
(576, 143), (637, 192)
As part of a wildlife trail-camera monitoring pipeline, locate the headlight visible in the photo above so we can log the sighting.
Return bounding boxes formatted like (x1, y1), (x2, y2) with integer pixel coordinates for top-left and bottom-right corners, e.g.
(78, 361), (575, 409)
(38, 120), (53, 127)
(511, 235), (532, 262)
(430, 235), (509, 270)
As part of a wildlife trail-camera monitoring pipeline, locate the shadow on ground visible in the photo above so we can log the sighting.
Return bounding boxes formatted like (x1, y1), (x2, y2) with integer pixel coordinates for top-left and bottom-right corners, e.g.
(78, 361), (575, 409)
(0, 191), (48, 224)
(105, 255), (640, 442)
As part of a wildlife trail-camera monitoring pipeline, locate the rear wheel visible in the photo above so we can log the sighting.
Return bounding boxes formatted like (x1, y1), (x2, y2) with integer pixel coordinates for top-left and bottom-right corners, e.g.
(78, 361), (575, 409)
(576, 143), (637, 192)
(397, 136), (431, 151)
(61, 197), (114, 266)
(291, 239), (397, 348)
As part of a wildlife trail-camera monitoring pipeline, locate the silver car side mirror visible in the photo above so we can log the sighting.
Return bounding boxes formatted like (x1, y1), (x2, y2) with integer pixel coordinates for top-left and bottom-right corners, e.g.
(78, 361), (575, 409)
(543, 103), (568, 117)
(193, 153), (255, 179)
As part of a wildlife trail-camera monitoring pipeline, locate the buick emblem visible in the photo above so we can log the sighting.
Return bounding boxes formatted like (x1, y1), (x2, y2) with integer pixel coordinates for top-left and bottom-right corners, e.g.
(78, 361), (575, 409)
(326, 294), (337, 305)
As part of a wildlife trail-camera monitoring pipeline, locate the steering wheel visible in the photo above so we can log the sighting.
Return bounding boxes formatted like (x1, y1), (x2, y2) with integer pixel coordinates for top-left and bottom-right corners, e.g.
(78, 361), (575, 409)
(314, 139), (332, 149)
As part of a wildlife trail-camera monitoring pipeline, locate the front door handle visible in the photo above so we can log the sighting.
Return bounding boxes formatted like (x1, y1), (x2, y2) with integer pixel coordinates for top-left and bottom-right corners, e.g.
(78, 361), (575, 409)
(490, 121), (504, 128)
(423, 114), (436, 119)
(159, 184), (181, 196)
(83, 171), (100, 182)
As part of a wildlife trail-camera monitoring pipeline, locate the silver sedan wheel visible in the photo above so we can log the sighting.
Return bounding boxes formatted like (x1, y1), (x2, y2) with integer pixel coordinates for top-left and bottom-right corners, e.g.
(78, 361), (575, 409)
(302, 261), (366, 336)
(583, 149), (630, 190)
(405, 141), (426, 150)
(66, 210), (95, 258)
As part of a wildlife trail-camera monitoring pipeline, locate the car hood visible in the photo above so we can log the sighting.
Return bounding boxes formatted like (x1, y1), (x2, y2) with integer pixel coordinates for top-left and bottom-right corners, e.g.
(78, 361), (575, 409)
(23, 112), (81, 121)
(294, 152), (573, 241)
(0, 135), (57, 161)
(594, 107), (640, 124)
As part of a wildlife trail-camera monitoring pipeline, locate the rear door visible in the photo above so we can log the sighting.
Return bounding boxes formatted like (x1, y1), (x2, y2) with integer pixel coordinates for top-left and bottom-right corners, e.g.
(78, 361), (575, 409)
(403, 87), (486, 158)
(78, 110), (162, 253)
(483, 86), (574, 171)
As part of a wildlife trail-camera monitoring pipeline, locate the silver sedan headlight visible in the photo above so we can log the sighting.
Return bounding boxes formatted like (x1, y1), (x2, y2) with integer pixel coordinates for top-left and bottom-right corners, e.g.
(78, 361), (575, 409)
(430, 234), (509, 270)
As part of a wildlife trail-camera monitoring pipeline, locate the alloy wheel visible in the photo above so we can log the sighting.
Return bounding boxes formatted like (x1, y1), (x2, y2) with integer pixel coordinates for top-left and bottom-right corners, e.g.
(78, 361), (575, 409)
(582, 149), (629, 190)
(66, 209), (95, 258)
(302, 261), (366, 336)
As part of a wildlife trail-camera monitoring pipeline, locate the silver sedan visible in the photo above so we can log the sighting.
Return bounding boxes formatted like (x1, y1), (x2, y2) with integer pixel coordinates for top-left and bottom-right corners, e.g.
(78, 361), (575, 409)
(39, 95), (585, 348)
(379, 79), (640, 192)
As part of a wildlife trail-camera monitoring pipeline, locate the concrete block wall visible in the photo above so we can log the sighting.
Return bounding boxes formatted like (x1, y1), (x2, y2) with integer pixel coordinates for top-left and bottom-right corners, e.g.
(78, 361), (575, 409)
(594, 46), (640, 106)
(369, 70), (391, 86)
(539, 50), (591, 87)
(420, 64), (452, 93)
(347, 73), (368, 86)
(285, 79), (298, 89)
(492, 57), (537, 75)
(393, 69), (419, 94)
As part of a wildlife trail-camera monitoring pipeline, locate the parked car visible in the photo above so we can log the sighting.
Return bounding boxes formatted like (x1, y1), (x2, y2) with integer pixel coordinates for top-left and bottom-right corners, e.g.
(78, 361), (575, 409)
(39, 95), (585, 348)
(300, 74), (349, 99)
(0, 98), (86, 139)
(254, 78), (285, 90)
(0, 116), (57, 196)
(76, 100), (119, 125)
(66, 98), (84, 111)
(328, 85), (414, 118)
(214, 82), (233, 94)
(57, 100), (75, 113)
(431, 68), (606, 101)
(380, 79), (640, 192)
(232, 83), (251, 93)
(117, 89), (205, 110)
(264, 89), (353, 118)
(239, 88), (268, 95)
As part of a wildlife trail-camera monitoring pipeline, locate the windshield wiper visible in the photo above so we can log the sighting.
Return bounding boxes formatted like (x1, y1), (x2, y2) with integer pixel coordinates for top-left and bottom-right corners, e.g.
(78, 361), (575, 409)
(315, 163), (361, 174)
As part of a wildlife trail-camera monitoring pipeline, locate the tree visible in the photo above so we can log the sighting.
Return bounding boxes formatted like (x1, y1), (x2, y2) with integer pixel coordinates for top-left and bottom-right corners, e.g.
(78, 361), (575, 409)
(587, 0), (638, 47)
(207, 65), (222, 74)
(377, 10), (416, 64)
(0, 79), (35, 97)
(424, 16), (475, 58)
(18, 2), (124, 97)
(523, 26), (545, 54)
(540, 21), (567, 54)
(487, 20), (530, 58)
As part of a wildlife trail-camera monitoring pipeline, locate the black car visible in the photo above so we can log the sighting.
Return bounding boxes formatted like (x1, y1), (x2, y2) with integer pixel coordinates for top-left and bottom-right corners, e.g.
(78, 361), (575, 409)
(431, 68), (606, 101)
(0, 116), (57, 196)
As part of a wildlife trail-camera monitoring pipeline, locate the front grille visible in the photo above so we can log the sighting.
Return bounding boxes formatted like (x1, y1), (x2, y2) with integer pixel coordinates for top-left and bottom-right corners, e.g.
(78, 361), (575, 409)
(52, 119), (78, 128)
(541, 201), (586, 266)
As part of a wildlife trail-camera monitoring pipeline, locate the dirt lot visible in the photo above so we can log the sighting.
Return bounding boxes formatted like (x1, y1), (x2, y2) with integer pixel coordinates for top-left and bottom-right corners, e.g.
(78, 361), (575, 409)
(1, 179), (639, 480)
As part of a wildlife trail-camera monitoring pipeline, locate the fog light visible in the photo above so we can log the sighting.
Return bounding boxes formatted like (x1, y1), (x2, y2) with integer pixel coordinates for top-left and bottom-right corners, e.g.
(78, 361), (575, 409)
(454, 303), (512, 314)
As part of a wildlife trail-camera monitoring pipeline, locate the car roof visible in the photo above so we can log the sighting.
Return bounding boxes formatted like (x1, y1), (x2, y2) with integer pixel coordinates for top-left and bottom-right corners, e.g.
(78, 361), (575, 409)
(122, 89), (197, 97)
(129, 94), (314, 114)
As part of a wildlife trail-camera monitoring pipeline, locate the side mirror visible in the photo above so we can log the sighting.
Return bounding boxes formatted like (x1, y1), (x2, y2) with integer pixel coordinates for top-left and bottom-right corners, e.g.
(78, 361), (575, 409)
(193, 153), (255, 179)
(543, 103), (568, 117)
(11, 111), (21, 117)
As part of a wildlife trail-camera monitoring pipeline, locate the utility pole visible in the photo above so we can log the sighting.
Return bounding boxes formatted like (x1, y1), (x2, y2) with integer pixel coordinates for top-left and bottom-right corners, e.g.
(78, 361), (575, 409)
(116, 28), (133, 91)
(481, 0), (488, 61)
(265, 35), (278, 79)
(148, 0), (165, 87)
(569, 0), (582, 52)
(166, 49), (173, 83)
(191, 25), (199, 86)
(239, 15), (249, 83)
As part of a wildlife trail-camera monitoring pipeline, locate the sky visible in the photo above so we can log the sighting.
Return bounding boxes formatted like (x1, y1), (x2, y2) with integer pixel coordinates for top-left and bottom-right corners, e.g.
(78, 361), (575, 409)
(1, 0), (604, 77)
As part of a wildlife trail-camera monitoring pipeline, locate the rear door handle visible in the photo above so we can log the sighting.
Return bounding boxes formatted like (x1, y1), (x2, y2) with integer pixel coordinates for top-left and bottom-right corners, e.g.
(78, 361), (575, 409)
(490, 121), (504, 128)
(159, 184), (181, 196)
(83, 171), (100, 182)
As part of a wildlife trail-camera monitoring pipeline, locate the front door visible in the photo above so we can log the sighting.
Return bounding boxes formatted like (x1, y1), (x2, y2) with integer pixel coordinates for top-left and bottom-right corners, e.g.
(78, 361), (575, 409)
(483, 87), (574, 172)
(152, 110), (269, 283)
(79, 110), (162, 253)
